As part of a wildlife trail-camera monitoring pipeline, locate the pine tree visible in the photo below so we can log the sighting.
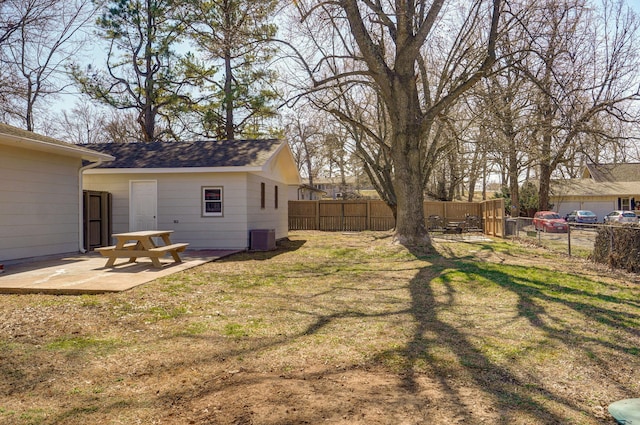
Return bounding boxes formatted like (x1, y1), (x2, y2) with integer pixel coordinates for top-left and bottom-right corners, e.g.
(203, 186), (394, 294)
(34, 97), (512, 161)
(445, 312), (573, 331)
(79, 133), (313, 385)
(185, 0), (279, 140)
(72, 0), (190, 142)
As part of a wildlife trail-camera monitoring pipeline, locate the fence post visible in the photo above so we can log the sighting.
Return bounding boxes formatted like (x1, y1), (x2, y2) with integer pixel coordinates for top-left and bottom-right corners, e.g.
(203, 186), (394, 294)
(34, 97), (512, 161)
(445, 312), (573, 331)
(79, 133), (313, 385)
(567, 224), (572, 257)
(315, 201), (320, 230)
(443, 202), (447, 224)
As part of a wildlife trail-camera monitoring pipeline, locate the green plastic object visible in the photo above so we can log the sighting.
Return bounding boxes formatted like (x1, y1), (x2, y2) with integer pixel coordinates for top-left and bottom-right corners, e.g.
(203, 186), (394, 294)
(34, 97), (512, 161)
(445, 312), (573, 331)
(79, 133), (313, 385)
(609, 399), (640, 424)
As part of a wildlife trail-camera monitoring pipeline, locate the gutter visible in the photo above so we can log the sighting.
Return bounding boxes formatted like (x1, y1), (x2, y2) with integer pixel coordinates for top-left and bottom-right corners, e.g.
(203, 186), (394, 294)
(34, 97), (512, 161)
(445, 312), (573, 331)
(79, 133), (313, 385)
(78, 159), (106, 253)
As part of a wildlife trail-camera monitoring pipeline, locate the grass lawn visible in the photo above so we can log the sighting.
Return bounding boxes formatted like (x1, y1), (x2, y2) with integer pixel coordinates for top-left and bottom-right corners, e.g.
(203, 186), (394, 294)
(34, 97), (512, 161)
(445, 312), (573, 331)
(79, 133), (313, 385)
(0, 231), (638, 424)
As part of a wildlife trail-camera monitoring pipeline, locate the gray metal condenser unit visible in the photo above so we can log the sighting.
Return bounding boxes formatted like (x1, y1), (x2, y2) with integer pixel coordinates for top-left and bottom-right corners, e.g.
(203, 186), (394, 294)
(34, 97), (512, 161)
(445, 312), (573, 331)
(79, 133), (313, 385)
(250, 229), (276, 251)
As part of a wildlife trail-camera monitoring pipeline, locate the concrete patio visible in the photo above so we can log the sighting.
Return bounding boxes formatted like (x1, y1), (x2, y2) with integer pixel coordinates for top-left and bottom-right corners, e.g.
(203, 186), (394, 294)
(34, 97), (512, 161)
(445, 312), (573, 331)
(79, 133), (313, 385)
(0, 249), (241, 295)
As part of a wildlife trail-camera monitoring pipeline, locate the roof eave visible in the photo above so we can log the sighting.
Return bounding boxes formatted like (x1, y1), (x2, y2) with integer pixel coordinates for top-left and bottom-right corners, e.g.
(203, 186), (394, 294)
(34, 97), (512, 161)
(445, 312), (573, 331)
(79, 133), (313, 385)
(0, 132), (114, 162)
(84, 166), (264, 174)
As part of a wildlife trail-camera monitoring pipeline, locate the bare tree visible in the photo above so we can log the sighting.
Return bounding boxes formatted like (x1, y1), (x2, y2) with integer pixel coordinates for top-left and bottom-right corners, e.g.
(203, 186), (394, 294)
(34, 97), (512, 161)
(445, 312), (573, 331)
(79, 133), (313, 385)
(423, 102), (483, 202)
(558, 111), (640, 176)
(474, 58), (537, 214)
(51, 100), (110, 144)
(518, 0), (640, 210)
(0, 0), (33, 44)
(341, 89), (398, 209)
(0, 0), (96, 131)
(284, 108), (326, 184)
(102, 110), (147, 143)
(285, 0), (502, 248)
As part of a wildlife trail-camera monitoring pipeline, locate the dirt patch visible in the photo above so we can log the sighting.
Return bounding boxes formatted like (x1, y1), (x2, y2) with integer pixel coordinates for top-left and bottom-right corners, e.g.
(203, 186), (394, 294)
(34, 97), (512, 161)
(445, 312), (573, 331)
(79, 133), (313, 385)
(0, 231), (635, 424)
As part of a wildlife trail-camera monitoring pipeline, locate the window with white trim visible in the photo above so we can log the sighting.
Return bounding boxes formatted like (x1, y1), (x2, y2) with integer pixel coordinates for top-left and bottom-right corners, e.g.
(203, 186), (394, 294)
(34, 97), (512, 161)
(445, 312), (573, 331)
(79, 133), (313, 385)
(202, 186), (223, 216)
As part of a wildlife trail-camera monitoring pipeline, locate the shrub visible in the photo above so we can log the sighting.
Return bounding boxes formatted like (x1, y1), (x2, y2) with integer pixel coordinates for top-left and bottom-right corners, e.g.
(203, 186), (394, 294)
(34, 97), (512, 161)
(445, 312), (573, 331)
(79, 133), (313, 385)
(592, 225), (640, 272)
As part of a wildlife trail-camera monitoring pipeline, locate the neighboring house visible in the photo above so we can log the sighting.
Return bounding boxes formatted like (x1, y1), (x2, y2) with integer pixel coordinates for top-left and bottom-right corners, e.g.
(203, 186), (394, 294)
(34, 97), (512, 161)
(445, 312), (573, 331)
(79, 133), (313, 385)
(0, 123), (114, 262)
(550, 163), (640, 220)
(311, 176), (357, 199)
(309, 175), (373, 199)
(289, 184), (326, 200)
(83, 139), (300, 250)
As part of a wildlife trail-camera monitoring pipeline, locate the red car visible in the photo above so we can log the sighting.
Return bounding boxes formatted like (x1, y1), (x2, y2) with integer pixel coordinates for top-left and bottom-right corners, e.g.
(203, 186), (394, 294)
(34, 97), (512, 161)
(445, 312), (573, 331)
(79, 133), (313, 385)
(533, 211), (569, 233)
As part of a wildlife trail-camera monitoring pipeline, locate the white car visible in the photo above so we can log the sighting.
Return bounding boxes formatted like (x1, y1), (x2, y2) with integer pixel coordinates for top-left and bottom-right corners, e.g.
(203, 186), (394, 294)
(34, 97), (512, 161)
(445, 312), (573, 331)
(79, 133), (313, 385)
(603, 210), (638, 224)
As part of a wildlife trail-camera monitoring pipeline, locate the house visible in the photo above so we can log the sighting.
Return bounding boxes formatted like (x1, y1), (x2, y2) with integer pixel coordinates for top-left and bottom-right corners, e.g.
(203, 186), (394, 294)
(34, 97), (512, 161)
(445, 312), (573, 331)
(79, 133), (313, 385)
(83, 139), (301, 250)
(550, 163), (640, 220)
(310, 176), (359, 199)
(0, 123), (114, 262)
(307, 175), (376, 199)
(289, 183), (326, 200)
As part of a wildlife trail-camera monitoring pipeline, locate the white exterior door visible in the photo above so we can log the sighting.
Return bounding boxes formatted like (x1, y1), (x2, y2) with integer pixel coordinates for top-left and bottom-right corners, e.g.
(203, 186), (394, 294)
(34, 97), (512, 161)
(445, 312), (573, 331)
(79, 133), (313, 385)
(130, 180), (157, 231)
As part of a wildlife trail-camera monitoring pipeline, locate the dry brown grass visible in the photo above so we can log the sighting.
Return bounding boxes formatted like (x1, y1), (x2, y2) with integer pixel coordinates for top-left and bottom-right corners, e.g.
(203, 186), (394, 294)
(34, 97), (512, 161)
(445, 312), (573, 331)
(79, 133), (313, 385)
(1, 231), (638, 424)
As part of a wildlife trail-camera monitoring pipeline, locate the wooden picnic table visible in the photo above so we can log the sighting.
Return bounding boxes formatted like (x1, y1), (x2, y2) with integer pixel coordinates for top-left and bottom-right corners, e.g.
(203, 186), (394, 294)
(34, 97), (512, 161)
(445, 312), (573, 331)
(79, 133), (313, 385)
(96, 230), (189, 269)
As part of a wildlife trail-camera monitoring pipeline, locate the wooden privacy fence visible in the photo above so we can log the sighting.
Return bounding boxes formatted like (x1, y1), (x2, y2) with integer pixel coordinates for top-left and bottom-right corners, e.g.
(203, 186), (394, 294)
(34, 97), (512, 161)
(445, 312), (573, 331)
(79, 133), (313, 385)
(482, 198), (505, 237)
(289, 199), (505, 237)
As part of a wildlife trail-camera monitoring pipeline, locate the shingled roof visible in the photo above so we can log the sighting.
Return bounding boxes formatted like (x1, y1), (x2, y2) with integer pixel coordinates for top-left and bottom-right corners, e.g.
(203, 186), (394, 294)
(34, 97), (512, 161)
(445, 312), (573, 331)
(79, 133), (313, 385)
(583, 163), (640, 182)
(87, 139), (283, 169)
(551, 179), (640, 197)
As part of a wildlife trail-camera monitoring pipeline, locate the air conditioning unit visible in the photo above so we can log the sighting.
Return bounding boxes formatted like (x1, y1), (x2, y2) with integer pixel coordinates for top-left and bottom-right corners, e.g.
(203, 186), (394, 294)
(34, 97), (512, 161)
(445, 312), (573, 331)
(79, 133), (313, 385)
(250, 229), (276, 251)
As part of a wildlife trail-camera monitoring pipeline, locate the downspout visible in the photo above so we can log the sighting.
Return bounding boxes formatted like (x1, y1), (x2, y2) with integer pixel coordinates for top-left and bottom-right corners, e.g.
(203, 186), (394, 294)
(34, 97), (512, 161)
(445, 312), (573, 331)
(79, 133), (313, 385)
(78, 160), (105, 253)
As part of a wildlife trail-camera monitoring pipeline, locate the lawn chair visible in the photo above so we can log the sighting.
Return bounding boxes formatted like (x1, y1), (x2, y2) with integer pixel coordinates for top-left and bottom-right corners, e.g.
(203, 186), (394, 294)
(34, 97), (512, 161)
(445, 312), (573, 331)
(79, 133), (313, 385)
(465, 215), (482, 232)
(428, 215), (444, 232)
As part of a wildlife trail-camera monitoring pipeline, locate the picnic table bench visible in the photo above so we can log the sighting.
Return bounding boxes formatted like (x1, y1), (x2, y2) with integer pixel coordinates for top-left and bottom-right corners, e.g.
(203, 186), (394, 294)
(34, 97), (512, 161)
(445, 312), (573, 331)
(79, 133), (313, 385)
(96, 230), (189, 269)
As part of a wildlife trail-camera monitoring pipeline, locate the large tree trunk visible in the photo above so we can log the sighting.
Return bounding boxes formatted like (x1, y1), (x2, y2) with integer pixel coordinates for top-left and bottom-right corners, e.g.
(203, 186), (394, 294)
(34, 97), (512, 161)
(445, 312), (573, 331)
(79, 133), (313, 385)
(390, 116), (429, 246)
(142, 3), (156, 143)
(538, 100), (553, 211)
(389, 72), (430, 247)
(141, 99), (155, 143)
(393, 147), (429, 246)
(467, 146), (482, 202)
(539, 161), (552, 211)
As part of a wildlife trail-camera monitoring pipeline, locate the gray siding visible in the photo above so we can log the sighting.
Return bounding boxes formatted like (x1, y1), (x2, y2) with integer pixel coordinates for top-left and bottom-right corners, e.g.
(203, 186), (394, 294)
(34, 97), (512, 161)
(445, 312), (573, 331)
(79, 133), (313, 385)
(246, 173), (289, 242)
(84, 172), (251, 249)
(0, 145), (81, 261)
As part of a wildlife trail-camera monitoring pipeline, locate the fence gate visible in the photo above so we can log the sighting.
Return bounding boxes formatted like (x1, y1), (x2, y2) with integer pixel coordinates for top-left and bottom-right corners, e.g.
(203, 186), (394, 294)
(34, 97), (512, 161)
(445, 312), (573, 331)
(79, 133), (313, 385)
(481, 198), (505, 237)
(319, 201), (369, 231)
(83, 190), (112, 251)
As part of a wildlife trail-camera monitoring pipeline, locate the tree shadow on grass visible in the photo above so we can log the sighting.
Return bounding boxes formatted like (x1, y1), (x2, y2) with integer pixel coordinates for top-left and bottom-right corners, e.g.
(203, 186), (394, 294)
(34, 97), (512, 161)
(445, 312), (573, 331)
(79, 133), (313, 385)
(32, 237), (638, 424)
(149, 242), (636, 423)
(392, 247), (639, 424)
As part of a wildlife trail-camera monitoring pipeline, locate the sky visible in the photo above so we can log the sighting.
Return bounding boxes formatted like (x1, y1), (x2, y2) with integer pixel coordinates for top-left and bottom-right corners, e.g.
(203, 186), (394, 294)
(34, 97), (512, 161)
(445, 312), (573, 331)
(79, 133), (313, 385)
(51, 0), (640, 118)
